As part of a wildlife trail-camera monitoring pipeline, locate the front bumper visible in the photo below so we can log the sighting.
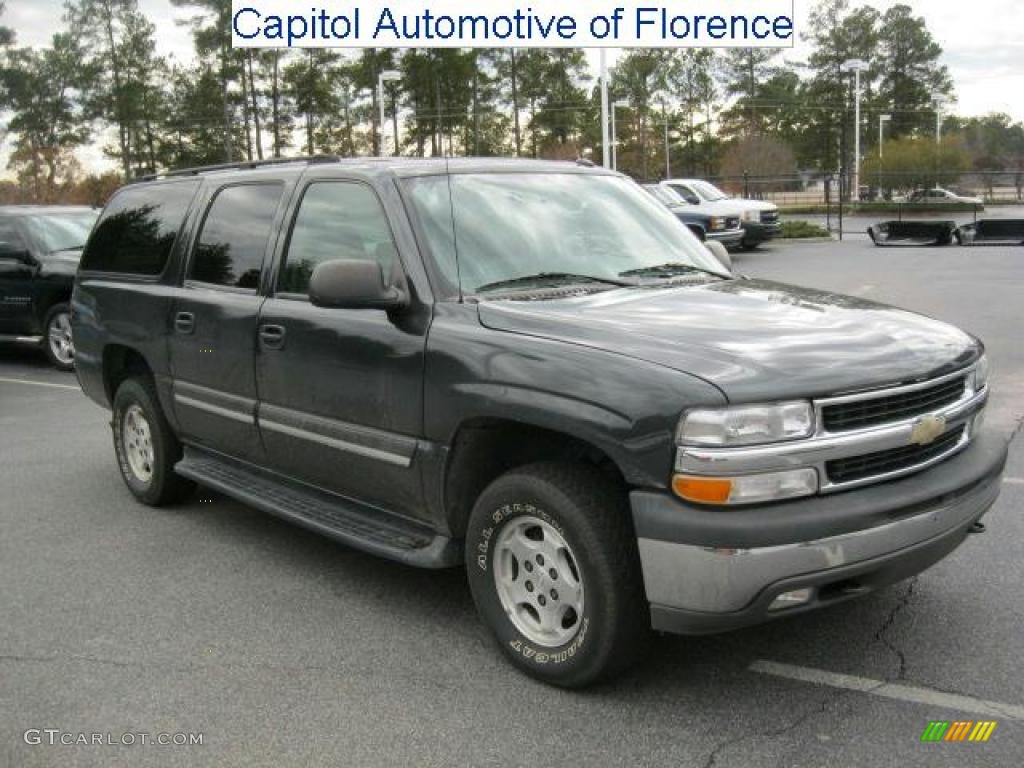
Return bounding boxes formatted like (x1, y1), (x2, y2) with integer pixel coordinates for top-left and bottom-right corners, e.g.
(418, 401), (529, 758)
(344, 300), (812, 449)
(707, 228), (745, 248)
(741, 220), (783, 245)
(631, 430), (1007, 635)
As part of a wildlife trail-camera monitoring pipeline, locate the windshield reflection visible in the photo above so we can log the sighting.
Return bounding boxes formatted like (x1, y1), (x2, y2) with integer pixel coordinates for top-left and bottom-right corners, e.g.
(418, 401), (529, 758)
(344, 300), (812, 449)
(405, 173), (729, 296)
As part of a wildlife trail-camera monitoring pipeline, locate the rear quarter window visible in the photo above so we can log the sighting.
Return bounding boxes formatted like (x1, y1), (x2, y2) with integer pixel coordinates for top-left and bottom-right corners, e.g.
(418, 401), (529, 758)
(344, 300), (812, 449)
(80, 180), (199, 275)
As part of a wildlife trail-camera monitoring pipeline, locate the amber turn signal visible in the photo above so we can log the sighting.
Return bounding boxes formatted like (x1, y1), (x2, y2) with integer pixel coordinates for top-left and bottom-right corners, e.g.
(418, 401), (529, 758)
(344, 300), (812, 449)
(671, 475), (732, 504)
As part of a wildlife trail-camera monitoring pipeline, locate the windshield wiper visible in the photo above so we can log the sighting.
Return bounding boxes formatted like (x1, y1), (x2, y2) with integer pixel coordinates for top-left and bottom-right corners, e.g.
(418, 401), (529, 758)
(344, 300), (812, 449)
(618, 262), (721, 279)
(48, 245), (85, 254)
(474, 272), (633, 294)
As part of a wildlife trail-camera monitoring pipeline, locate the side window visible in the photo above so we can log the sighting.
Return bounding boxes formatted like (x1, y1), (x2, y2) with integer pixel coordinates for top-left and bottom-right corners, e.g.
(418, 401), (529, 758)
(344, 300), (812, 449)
(0, 219), (27, 255)
(189, 183), (283, 291)
(80, 180), (198, 274)
(278, 182), (398, 296)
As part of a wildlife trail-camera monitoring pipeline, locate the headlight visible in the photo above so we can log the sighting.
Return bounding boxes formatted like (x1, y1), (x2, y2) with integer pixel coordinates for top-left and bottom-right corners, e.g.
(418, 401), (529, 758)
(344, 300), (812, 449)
(742, 209), (759, 222)
(672, 468), (818, 506)
(971, 354), (989, 392)
(677, 402), (814, 447)
(709, 217), (726, 231)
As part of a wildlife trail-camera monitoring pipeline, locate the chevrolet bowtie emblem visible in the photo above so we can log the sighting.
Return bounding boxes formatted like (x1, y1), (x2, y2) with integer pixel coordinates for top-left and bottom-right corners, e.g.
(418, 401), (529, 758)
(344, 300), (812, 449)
(910, 414), (947, 446)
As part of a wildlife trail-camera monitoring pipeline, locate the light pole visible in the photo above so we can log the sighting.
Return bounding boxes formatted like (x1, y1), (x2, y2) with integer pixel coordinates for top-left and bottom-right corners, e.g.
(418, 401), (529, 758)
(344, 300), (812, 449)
(377, 69), (401, 157)
(662, 98), (671, 179)
(878, 114), (891, 158)
(611, 100), (629, 172)
(932, 96), (946, 145)
(842, 59), (868, 202)
(600, 50), (610, 169)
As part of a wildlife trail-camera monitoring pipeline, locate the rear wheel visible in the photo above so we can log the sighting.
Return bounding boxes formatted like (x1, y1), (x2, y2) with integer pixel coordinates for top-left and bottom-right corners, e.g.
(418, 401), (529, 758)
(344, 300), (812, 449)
(112, 377), (194, 506)
(465, 462), (648, 688)
(43, 303), (75, 371)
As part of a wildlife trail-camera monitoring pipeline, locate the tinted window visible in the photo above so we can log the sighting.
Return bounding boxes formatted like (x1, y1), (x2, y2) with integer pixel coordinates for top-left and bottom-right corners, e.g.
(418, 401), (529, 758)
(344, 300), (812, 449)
(0, 218), (27, 255)
(81, 181), (198, 274)
(190, 184), (283, 290)
(278, 182), (398, 295)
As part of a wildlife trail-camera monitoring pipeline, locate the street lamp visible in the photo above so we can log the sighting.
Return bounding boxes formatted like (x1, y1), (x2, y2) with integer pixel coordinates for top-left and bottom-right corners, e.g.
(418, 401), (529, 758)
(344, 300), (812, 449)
(932, 95), (946, 145)
(841, 59), (868, 202)
(599, 51), (610, 169)
(611, 100), (629, 172)
(378, 69), (401, 157)
(878, 114), (892, 158)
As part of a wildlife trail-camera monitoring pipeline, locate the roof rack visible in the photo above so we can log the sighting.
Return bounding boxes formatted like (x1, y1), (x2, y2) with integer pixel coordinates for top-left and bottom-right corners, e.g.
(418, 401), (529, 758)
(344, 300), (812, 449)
(132, 154), (342, 183)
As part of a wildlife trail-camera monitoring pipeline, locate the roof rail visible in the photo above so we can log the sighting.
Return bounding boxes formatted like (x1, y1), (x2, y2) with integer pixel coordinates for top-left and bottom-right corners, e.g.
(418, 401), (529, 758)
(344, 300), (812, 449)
(132, 154), (341, 183)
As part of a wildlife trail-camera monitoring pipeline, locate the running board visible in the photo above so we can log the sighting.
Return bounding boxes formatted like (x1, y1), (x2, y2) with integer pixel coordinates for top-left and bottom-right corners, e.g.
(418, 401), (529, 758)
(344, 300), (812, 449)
(175, 447), (459, 568)
(0, 334), (43, 345)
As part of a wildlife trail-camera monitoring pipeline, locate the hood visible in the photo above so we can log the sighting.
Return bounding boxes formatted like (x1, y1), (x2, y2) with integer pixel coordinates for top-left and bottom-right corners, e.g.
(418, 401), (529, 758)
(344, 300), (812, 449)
(476, 279), (979, 402)
(673, 200), (747, 217)
(726, 197), (777, 212)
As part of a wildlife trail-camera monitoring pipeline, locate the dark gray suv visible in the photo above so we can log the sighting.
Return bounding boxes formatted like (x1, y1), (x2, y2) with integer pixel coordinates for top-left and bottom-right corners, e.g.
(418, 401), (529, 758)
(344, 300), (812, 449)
(72, 157), (1006, 687)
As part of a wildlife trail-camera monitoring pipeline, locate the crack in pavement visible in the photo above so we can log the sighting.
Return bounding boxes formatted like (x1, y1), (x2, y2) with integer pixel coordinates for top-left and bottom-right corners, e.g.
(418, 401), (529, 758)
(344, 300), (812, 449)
(701, 687), (861, 768)
(1009, 412), (1024, 445)
(872, 577), (918, 681)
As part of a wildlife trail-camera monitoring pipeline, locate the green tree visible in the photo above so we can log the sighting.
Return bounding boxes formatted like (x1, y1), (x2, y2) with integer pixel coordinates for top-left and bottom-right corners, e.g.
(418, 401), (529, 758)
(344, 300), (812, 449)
(717, 48), (780, 136)
(171, 0), (240, 162)
(2, 34), (90, 200)
(283, 49), (339, 155)
(801, 0), (881, 170)
(612, 50), (670, 178)
(876, 4), (952, 139)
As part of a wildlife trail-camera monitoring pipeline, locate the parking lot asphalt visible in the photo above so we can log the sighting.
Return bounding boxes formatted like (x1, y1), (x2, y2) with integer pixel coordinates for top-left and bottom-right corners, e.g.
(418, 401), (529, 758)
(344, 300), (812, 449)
(2, 239), (1022, 767)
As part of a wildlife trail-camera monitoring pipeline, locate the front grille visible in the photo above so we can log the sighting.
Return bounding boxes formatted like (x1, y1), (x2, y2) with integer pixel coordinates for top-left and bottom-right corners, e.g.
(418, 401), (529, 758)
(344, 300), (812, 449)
(822, 376), (966, 432)
(726, 216), (740, 229)
(761, 210), (780, 224)
(826, 425), (965, 484)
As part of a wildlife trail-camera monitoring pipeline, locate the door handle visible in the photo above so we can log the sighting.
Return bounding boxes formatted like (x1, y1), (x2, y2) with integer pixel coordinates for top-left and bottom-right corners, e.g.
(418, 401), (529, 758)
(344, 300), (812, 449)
(259, 324), (286, 350)
(174, 311), (195, 334)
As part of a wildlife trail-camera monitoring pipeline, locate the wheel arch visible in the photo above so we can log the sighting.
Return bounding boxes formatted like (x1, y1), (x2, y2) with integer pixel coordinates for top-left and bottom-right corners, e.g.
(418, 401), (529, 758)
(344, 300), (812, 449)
(441, 417), (629, 539)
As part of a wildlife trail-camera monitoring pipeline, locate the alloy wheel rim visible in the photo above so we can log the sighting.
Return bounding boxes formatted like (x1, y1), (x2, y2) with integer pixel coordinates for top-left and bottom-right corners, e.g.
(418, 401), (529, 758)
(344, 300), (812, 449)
(493, 515), (584, 648)
(122, 404), (155, 484)
(48, 312), (74, 365)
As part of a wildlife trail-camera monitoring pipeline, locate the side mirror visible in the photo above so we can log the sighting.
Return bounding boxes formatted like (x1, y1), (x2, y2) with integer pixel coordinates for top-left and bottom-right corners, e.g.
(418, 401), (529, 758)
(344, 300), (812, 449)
(704, 240), (732, 272)
(0, 244), (32, 263)
(685, 195), (700, 206)
(308, 259), (407, 311)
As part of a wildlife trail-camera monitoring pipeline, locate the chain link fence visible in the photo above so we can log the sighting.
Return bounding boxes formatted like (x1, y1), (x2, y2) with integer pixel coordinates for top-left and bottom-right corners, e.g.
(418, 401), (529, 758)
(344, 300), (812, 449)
(703, 171), (1024, 210)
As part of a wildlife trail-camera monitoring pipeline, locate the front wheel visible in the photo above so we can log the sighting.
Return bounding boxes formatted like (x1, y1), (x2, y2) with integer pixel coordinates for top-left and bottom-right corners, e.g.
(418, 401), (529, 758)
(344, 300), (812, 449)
(43, 303), (75, 371)
(465, 462), (649, 688)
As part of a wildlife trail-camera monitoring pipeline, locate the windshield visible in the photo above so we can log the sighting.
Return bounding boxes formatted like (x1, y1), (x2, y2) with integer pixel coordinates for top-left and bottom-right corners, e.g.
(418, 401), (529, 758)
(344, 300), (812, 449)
(405, 173), (727, 296)
(24, 211), (98, 254)
(690, 181), (730, 202)
(643, 184), (684, 206)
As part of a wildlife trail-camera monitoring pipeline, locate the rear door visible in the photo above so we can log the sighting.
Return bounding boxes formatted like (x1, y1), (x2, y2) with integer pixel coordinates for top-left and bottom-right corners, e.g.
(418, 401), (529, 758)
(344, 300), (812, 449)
(167, 181), (288, 463)
(254, 177), (431, 520)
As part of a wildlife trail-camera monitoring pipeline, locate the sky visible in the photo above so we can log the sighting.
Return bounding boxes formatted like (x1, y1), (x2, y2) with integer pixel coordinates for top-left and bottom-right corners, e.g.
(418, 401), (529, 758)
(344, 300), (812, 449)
(2, 0), (1023, 176)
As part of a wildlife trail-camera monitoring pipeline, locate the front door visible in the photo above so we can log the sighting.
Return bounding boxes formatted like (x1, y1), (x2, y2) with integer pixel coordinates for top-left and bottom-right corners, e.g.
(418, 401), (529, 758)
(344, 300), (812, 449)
(168, 181), (287, 463)
(255, 179), (429, 520)
(0, 218), (35, 335)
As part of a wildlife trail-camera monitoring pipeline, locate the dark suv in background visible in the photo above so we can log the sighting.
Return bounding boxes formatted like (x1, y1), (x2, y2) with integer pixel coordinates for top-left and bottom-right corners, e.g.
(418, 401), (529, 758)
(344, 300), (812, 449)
(0, 205), (98, 369)
(73, 157), (1005, 688)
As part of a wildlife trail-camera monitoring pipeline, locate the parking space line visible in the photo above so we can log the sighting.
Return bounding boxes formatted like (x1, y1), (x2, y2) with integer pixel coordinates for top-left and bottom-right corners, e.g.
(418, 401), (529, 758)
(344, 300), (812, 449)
(0, 376), (80, 391)
(750, 660), (1024, 720)
(1003, 477), (1024, 485)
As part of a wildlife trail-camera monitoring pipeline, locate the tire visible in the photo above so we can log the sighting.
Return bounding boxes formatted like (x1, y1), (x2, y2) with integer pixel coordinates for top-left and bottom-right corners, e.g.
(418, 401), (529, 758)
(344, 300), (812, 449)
(111, 376), (195, 506)
(43, 303), (75, 371)
(740, 241), (761, 252)
(465, 462), (649, 688)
